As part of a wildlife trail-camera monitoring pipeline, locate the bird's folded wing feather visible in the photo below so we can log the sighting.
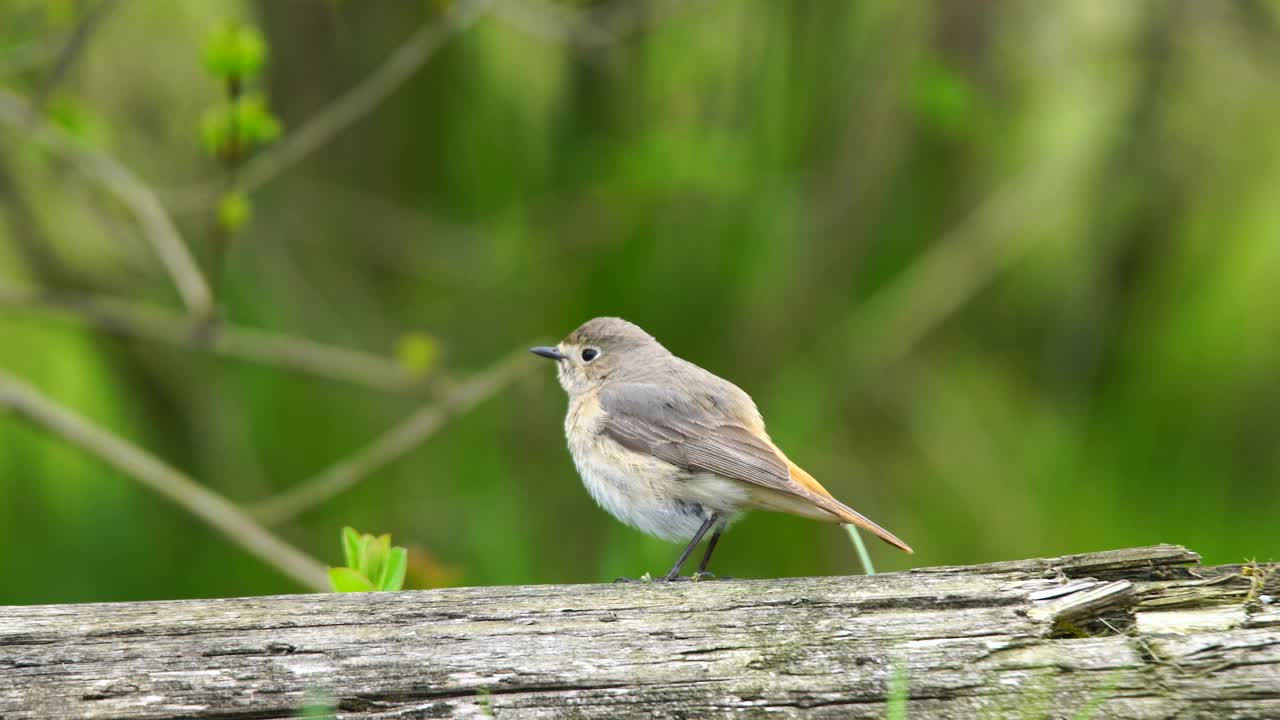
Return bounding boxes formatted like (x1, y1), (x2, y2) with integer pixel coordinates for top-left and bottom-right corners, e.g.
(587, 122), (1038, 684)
(599, 382), (915, 553)
(598, 382), (805, 499)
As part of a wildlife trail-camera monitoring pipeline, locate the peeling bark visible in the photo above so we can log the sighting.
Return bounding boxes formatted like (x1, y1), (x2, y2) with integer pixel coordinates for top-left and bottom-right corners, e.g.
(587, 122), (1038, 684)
(1, 545), (1277, 719)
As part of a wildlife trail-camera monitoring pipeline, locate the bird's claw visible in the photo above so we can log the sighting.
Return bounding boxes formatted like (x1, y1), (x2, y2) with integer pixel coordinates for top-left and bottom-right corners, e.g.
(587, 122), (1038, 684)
(614, 572), (654, 584)
(615, 571), (731, 584)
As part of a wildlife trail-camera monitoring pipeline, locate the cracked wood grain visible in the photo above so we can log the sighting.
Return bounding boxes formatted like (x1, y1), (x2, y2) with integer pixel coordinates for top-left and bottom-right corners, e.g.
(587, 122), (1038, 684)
(1, 545), (1277, 719)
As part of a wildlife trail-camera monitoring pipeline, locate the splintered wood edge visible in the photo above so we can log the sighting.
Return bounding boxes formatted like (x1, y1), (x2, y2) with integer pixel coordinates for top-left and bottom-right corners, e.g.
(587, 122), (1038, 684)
(1027, 579), (1135, 623)
(3, 545), (1279, 720)
(906, 543), (1201, 580)
(1050, 544), (1202, 575)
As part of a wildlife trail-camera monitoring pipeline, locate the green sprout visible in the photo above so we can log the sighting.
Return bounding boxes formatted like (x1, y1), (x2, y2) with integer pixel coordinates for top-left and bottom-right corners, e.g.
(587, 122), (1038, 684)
(328, 526), (408, 592)
(202, 22), (266, 80)
(217, 191), (252, 234)
(198, 20), (281, 238)
(200, 93), (282, 160)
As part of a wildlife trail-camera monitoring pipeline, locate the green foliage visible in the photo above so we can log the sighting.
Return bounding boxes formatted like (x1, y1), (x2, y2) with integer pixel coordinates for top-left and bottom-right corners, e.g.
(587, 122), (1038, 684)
(198, 19), (280, 236)
(43, 97), (105, 146)
(217, 191), (252, 234)
(328, 527), (408, 593)
(395, 332), (440, 377)
(1, 0), (1277, 607)
(202, 22), (266, 80)
(200, 93), (282, 159)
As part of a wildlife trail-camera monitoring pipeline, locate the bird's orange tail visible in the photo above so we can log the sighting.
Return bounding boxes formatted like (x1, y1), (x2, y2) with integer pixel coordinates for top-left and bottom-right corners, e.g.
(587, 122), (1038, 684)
(784, 457), (914, 554)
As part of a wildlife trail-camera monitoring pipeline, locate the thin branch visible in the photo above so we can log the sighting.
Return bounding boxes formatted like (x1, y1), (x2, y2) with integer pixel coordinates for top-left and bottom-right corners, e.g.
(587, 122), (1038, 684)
(491, 0), (618, 48)
(165, 0), (493, 213)
(0, 89), (214, 315)
(34, 0), (120, 108)
(252, 346), (535, 525)
(0, 158), (72, 284)
(0, 370), (330, 592)
(492, 0), (691, 53)
(0, 288), (423, 392)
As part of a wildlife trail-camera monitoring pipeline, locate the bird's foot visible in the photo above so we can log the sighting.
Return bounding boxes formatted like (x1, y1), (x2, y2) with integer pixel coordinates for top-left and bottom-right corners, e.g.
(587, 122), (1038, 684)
(656, 571), (731, 582)
(615, 571), (730, 584)
(614, 572), (654, 584)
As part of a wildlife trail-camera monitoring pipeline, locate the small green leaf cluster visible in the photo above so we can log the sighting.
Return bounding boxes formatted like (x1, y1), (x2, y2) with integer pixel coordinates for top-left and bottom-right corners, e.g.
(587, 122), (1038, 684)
(217, 191), (252, 234)
(200, 93), (281, 160)
(202, 22), (266, 81)
(328, 526), (409, 592)
(199, 21), (282, 235)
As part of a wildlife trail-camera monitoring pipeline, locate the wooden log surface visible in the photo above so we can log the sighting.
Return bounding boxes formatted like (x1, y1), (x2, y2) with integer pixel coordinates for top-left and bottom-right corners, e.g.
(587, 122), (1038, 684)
(1, 545), (1277, 719)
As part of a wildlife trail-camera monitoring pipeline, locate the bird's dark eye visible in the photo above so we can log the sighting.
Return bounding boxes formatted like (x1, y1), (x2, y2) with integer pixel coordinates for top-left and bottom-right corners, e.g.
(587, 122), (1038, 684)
(581, 348), (599, 362)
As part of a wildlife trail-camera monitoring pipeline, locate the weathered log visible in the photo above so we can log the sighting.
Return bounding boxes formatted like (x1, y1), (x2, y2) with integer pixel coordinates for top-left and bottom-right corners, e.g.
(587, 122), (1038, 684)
(1, 545), (1277, 719)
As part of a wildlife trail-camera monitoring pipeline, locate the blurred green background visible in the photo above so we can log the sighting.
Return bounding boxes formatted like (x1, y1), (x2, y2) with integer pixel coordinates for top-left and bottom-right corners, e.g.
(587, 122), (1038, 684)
(1, 0), (1277, 605)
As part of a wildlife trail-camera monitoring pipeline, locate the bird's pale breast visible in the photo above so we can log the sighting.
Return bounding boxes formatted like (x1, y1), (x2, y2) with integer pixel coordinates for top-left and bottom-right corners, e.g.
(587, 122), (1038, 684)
(565, 391), (746, 542)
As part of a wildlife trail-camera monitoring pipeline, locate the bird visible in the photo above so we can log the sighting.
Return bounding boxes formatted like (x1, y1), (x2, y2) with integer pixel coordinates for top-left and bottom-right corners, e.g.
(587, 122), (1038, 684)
(531, 317), (912, 581)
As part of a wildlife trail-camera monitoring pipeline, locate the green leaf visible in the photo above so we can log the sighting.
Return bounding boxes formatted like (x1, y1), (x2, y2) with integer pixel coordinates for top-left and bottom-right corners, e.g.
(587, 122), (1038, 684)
(202, 22), (267, 79)
(200, 107), (232, 157)
(201, 96), (282, 159)
(341, 526), (362, 570)
(233, 94), (282, 146)
(217, 191), (252, 233)
(377, 547), (408, 591)
(395, 332), (440, 377)
(327, 567), (376, 593)
(46, 97), (104, 147)
(362, 533), (390, 586)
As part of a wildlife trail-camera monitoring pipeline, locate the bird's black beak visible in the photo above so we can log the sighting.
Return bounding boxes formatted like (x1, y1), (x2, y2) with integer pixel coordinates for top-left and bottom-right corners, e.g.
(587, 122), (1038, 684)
(530, 346), (567, 361)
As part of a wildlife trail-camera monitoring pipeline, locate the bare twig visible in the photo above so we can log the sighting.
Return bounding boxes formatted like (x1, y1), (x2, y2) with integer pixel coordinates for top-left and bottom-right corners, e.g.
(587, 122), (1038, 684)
(0, 159), (71, 283)
(239, 0), (489, 193)
(0, 288), (422, 392)
(492, 0), (617, 48)
(166, 0), (493, 213)
(34, 0), (119, 107)
(0, 89), (213, 315)
(0, 371), (330, 592)
(252, 346), (535, 525)
(492, 0), (690, 52)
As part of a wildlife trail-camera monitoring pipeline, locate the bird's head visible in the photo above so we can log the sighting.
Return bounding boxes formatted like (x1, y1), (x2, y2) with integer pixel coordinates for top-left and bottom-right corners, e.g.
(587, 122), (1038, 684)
(531, 317), (666, 396)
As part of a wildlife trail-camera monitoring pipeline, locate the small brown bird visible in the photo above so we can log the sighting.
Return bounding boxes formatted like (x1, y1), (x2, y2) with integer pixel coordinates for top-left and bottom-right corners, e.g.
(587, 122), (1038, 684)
(532, 317), (912, 581)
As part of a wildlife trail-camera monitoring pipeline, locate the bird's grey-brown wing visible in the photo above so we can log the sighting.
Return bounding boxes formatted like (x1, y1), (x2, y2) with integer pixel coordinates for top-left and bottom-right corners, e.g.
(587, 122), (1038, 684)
(598, 381), (916, 554)
(597, 382), (798, 497)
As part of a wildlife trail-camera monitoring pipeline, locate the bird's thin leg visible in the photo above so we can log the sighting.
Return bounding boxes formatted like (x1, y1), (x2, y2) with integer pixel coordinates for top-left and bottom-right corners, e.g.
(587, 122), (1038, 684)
(694, 524), (724, 578)
(661, 514), (718, 582)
